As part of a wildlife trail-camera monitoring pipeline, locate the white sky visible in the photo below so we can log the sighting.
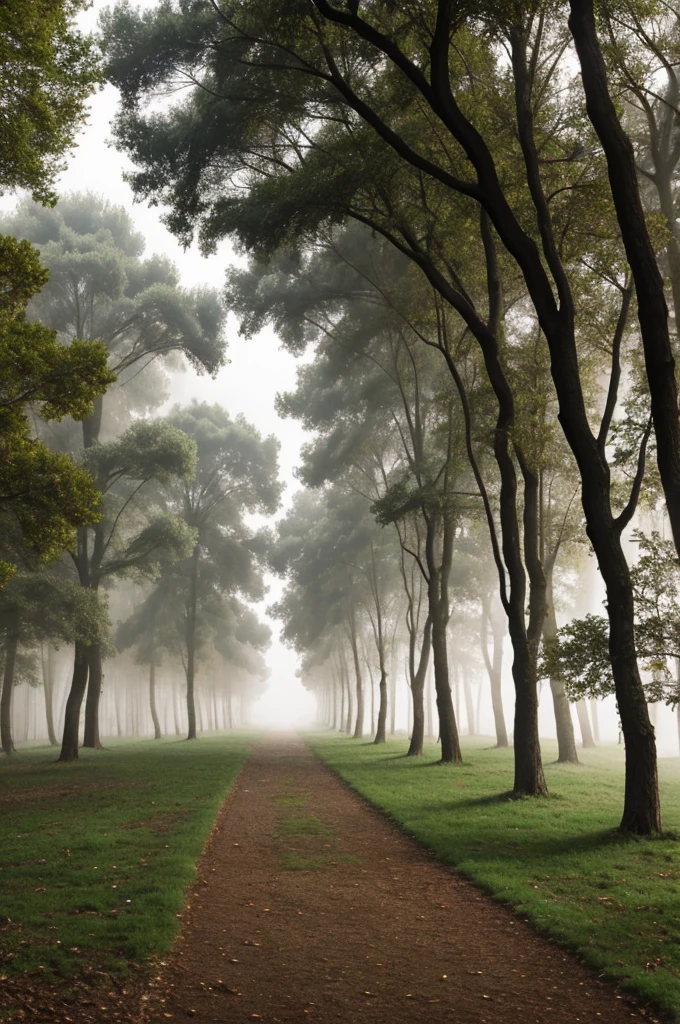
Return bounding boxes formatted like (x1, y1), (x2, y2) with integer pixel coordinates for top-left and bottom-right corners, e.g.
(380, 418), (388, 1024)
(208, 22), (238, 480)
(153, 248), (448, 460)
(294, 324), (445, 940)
(45, 0), (315, 727)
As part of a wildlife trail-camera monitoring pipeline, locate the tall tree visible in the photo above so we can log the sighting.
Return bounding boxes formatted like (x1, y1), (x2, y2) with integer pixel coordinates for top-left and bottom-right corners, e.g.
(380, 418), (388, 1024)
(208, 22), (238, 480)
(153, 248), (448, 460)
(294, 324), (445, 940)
(155, 402), (281, 740)
(3, 194), (227, 745)
(58, 419), (197, 760)
(103, 1), (665, 830)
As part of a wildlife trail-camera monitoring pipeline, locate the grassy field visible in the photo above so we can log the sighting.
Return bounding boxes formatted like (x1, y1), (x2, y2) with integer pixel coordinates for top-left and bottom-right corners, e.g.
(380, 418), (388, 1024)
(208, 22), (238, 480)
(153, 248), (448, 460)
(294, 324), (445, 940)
(0, 734), (253, 988)
(308, 733), (680, 1020)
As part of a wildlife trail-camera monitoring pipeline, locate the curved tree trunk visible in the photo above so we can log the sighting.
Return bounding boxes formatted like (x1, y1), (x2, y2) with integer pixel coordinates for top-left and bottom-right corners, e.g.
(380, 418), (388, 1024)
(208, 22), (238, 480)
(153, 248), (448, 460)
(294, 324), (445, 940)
(1, 611), (20, 755)
(83, 644), (103, 748)
(407, 617), (432, 757)
(58, 642), (90, 761)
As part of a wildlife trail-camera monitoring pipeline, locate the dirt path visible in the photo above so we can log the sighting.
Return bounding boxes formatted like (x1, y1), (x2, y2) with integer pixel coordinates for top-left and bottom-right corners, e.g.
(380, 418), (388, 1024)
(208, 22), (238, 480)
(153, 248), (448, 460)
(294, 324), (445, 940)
(141, 735), (649, 1024)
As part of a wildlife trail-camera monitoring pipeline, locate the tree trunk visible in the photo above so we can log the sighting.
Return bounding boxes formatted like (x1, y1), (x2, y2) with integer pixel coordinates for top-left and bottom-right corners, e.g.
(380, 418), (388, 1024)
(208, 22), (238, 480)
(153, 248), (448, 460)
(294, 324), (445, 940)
(83, 643), (103, 748)
(461, 661), (476, 736)
(185, 545), (199, 740)
(569, 1), (680, 560)
(407, 617), (432, 757)
(1, 611), (19, 755)
(576, 699), (596, 748)
(425, 516), (461, 763)
(481, 595), (508, 748)
(543, 572), (579, 763)
(149, 661), (162, 740)
(352, 610), (364, 741)
(41, 643), (58, 746)
(58, 642), (90, 761)
(589, 699), (600, 743)
(374, 665), (388, 744)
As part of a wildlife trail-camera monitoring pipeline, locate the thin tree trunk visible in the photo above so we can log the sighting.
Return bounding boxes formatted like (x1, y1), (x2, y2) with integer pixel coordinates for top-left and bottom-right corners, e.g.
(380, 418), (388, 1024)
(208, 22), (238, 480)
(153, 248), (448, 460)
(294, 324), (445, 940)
(589, 699), (600, 743)
(480, 596), (508, 747)
(41, 643), (58, 746)
(58, 642), (89, 761)
(185, 545), (199, 740)
(1, 611), (20, 755)
(149, 660), (162, 739)
(576, 699), (596, 748)
(83, 643), (103, 748)
(349, 611), (364, 739)
(461, 661), (476, 736)
(407, 619), (432, 756)
(543, 572), (578, 763)
(425, 516), (461, 763)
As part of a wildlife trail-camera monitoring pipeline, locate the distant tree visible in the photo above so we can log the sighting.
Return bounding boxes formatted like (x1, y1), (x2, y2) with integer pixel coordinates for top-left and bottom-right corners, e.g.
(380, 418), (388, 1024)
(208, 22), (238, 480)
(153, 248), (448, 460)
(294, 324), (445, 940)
(58, 419), (198, 760)
(153, 402), (281, 740)
(0, 569), (107, 755)
(3, 194), (227, 746)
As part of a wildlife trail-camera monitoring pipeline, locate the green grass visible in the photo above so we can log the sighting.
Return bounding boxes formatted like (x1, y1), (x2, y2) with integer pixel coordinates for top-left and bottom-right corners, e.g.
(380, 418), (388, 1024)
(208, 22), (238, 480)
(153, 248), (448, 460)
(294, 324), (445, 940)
(0, 734), (254, 985)
(308, 733), (680, 1020)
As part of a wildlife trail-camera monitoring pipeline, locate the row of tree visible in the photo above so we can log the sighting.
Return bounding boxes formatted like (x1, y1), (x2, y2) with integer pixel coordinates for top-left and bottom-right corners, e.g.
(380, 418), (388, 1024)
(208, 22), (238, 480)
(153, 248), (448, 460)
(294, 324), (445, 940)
(0, 5), (281, 759)
(99, 0), (680, 832)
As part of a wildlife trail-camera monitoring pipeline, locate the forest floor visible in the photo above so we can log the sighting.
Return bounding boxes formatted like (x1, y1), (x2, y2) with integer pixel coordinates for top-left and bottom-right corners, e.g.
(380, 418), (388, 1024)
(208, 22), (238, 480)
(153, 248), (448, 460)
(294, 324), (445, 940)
(137, 734), (655, 1024)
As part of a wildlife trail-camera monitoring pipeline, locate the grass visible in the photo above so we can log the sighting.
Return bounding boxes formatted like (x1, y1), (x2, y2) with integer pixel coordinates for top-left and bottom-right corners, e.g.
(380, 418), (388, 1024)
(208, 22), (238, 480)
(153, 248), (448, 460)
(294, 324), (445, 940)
(308, 733), (680, 1020)
(0, 734), (254, 986)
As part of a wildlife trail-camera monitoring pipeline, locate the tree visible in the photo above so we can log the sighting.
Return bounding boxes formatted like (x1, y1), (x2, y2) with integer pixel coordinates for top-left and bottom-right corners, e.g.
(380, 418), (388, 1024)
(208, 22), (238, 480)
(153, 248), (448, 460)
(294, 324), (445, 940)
(0, 233), (114, 585)
(0, 569), (107, 755)
(58, 418), (198, 760)
(0, 2), (100, 204)
(154, 402), (281, 740)
(3, 193), (228, 746)
(102, 0), (665, 829)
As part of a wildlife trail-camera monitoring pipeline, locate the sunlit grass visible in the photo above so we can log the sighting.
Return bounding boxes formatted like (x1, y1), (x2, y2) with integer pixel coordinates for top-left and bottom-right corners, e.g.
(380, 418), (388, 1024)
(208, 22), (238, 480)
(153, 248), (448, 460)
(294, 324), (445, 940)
(308, 733), (680, 1019)
(0, 734), (254, 983)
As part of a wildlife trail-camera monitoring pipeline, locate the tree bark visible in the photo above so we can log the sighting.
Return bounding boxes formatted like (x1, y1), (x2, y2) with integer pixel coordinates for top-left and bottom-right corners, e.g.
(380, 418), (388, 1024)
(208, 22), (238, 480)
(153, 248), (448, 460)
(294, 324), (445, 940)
(349, 610), (364, 738)
(407, 616), (432, 757)
(1, 611), (19, 755)
(83, 643), (103, 748)
(543, 572), (579, 763)
(424, 515), (461, 763)
(149, 660), (162, 739)
(185, 545), (199, 740)
(480, 595), (508, 748)
(41, 644), (58, 746)
(58, 642), (90, 761)
(576, 699), (596, 748)
(569, 1), (680, 558)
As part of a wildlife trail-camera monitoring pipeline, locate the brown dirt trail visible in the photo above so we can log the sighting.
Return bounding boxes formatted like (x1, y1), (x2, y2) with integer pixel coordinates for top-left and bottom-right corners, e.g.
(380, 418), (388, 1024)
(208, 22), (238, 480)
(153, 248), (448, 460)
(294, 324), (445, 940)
(141, 735), (648, 1024)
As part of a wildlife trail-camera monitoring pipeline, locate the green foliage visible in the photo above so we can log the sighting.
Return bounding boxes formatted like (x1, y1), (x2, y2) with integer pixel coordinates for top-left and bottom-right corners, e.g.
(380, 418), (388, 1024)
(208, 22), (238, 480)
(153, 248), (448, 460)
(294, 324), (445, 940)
(0, 570), (110, 651)
(0, 234), (114, 581)
(311, 734), (680, 1020)
(2, 193), (227, 446)
(89, 420), (197, 488)
(0, 735), (253, 983)
(0, 1), (101, 204)
(544, 532), (680, 704)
